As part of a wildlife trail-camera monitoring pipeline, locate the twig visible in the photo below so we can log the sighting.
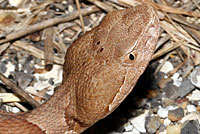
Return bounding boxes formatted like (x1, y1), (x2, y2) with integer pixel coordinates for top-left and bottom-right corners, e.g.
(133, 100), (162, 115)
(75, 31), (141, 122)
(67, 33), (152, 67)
(0, 6), (99, 45)
(0, 72), (40, 107)
(87, 0), (114, 12)
(44, 27), (54, 71)
(152, 39), (184, 60)
(13, 41), (64, 65)
(75, 0), (85, 33)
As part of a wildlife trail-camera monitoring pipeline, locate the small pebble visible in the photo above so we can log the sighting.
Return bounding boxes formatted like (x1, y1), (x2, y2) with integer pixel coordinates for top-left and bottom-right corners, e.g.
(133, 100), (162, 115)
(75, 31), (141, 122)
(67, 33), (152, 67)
(178, 78), (194, 98)
(187, 90), (200, 101)
(11, 107), (20, 113)
(190, 66), (200, 88)
(123, 132), (134, 134)
(4, 61), (15, 77)
(166, 124), (182, 134)
(181, 120), (199, 134)
(187, 105), (196, 113)
(8, 0), (23, 7)
(124, 122), (133, 132)
(159, 124), (166, 133)
(163, 81), (179, 99)
(129, 112), (147, 133)
(160, 61), (174, 73)
(181, 0), (190, 3)
(196, 105), (200, 112)
(0, 62), (7, 73)
(171, 73), (182, 87)
(145, 116), (161, 134)
(130, 128), (140, 134)
(180, 112), (200, 124)
(168, 107), (184, 121)
(163, 118), (171, 126)
(15, 71), (33, 89)
(158, 107), (168, 118)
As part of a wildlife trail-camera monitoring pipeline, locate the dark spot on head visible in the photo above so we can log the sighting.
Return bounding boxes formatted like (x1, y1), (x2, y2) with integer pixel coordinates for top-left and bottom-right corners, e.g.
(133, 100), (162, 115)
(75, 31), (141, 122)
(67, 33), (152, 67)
(99, 47), (104, 52)
(129, 54), (135, 60)
(96, 41), (100, 45)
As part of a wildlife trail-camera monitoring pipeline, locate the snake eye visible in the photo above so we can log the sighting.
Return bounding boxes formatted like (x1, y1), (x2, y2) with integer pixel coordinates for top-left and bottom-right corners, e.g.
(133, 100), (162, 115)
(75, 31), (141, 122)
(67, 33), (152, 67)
(129, 54), (135, 60)
(122, 50), (137, 65)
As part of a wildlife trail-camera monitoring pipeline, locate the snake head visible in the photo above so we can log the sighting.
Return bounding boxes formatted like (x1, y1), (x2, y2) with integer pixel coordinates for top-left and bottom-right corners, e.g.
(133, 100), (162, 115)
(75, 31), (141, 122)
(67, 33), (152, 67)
(64, 4), (160, 130)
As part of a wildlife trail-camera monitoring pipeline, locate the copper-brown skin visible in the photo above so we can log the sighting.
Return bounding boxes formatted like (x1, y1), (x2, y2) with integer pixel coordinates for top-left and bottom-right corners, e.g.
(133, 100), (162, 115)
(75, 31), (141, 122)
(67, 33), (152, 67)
(0, 4), (160, 134)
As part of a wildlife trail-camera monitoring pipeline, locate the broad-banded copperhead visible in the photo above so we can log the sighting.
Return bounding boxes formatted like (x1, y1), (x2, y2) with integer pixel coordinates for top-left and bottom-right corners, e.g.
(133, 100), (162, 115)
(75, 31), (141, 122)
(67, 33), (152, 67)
(0, 4), (160, 134)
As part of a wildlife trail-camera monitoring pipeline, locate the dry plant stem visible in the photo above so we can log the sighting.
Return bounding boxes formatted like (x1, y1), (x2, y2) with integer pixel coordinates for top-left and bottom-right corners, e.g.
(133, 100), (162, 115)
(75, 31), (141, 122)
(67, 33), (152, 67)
(156, 34), (170, 50)
(13, 41), (64, 65)
(164, 14), (198, 48)
(160, 21), (179, 41)
(168, 58), (187, 76)
(0, 93), (20, 103)
(0, 43), (10, 55)
(75, 0), (85, 33)
(152, 39), (184, 60)
(181, 24), (200, 45)
(0, 6), (99, 45)
(165, 13), (185, 40)
(139, 0), (200, 17)
(44, 27), (54, 70)
(14, 102), (28, 112)
(87, 0), (114, 12)
(0, 72), (40, 107)
(183, 43), (200, 52)
(111, 0), (200, 17)
(0, 88), (28, 112)
(192, 0), (200, 10)
(168, 14), (200, 30)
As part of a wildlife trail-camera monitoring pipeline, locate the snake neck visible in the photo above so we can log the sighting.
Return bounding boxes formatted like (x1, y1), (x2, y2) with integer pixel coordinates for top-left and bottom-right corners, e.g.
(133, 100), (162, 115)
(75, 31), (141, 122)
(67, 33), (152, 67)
(24, 83), (81, 134)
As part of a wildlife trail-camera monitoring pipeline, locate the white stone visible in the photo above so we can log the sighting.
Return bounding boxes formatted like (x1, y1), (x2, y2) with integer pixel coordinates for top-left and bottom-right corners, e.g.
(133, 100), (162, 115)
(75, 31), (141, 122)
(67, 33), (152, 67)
(4, 61), (15, 77)
(157, 107), (168, 118)
(190, 66), (200, 88)
(129, 111), (149, 133)
(166, 106), (178, 111)
(9, 0), (23, 7)
(123, 132), (134, 134)
(130, 128), (140, 134)
(124, 122), (133, 132)
(180, 112), (200, 123)
(171, 73), (182, 87)
(33, 82), (51, 91)
(11, 107), (20, 113)
(160, 130), (166, 134)
(34, 65), (63, 85)
(157, 106), (177, 119)
(187, 105), (196, 113)
(163, 118), (171, 126)
(160, 61), (174, 74)
(187, 89), (200, 101)
(166, 124), (182, 134)
(24, 86), (38, 95)
(68, 5), (74, 12)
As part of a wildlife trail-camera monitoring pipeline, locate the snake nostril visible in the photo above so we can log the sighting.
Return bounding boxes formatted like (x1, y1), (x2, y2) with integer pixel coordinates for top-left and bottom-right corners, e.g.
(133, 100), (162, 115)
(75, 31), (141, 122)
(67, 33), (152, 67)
(96, 41), (101, 45)
(99, 47), (104, 52)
